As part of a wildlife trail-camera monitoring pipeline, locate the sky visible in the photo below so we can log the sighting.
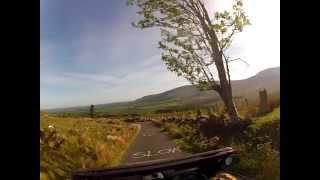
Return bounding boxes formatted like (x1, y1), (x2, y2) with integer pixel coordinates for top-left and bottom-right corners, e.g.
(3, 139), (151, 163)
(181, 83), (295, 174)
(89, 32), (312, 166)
(40, 0), (280, 109)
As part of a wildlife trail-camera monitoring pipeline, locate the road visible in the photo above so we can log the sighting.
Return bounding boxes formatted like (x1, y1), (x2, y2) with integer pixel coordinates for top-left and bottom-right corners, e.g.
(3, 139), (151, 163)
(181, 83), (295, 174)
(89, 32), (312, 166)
(120, 121), (246, 180)
(121, 121), (190, 164)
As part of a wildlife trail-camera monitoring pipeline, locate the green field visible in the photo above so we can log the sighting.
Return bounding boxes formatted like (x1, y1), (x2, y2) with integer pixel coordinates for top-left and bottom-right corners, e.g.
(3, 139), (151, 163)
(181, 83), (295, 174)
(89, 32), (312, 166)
(40, 113), (139, 180)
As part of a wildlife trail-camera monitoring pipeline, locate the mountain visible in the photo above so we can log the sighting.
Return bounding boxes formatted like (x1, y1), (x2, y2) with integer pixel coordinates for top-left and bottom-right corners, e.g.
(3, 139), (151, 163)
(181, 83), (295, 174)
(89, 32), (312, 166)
(47, 67), (280, 114)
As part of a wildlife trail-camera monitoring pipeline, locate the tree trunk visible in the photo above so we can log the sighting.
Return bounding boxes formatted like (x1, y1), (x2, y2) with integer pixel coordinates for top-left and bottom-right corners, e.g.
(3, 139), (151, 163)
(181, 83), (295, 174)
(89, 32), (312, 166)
(219, 87), (240, 122)
(214, 52), (240, 122)
(197, 4), (240, 122)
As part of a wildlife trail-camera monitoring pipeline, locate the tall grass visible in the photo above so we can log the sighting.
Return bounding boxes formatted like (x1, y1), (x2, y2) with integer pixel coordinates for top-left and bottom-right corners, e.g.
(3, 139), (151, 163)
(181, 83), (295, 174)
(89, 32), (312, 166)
(40, 114), (139, 180)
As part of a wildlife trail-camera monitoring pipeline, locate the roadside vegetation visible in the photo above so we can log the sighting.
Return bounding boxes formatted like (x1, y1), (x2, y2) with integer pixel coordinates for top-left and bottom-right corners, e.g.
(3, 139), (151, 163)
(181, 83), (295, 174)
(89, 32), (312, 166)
(40, 113), (139, 180)
(230, 107), (280, 180)
(152, 95), (280, 180)
(41, 93), (279, 180)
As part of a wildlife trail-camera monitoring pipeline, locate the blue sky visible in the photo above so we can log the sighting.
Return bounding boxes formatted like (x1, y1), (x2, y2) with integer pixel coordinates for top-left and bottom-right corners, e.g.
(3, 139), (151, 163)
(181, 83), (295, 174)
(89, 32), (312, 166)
(41, 0), (280, 109)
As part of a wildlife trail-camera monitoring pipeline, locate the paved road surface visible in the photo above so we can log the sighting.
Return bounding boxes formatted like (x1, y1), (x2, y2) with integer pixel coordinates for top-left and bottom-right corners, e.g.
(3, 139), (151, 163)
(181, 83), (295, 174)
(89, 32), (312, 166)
(121, 121), (190, 164)
(120, 121), (248, 180)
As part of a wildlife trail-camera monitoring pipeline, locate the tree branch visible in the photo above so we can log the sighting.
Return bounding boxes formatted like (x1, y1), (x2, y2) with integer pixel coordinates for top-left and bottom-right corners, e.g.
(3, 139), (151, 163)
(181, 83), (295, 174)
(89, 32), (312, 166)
(227, 58), (250, 67)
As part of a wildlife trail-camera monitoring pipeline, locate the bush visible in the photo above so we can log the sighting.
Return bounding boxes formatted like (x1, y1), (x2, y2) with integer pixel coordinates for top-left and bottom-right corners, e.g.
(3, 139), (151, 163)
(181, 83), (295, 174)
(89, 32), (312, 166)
(231, 142), (280, 180)
(249, 107), (280, 150)
(158, 107), (280, 179)
(163, 123), (183, 139)
(164, 122), (220, 153)
(230, 108), (280, 180)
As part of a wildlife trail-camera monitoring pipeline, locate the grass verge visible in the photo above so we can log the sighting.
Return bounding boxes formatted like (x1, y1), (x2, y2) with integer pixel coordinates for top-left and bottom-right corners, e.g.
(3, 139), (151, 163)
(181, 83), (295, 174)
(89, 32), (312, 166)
(40, 114), (139, 180)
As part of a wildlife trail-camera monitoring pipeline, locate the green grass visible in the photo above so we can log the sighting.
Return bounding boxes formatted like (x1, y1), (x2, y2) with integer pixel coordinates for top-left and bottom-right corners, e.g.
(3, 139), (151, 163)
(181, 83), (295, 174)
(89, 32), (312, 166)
(250, 107), (280, 130)
(230, 107), (280, 180)
(40, 113), (139, 180)
(157, 106), (280, 180)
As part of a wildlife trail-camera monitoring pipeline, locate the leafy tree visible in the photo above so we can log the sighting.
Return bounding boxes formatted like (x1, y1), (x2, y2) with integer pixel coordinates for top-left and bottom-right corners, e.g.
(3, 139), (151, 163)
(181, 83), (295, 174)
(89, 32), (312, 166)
(127, 0), (250, 122)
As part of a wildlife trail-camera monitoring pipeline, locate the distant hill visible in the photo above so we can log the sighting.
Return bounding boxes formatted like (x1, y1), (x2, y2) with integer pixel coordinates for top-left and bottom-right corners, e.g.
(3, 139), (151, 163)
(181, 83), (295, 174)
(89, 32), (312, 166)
(46, 67), (279, 115)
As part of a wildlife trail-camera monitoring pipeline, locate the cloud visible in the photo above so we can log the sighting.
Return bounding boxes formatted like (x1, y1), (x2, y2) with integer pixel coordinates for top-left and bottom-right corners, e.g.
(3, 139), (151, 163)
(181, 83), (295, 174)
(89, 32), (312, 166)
(40, 53), (189, 109)
(41, 0), (279, 109)
(69, 8), (161, 76)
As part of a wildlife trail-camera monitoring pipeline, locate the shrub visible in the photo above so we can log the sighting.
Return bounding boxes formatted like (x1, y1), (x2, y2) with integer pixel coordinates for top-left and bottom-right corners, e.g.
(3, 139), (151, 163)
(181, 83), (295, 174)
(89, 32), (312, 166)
(231, 142), (279, 180)
(163, 123), (183, 139)
(158, 107), (280, 179)
(230, 108), (280, 180)
(164, 122), (220, 153)
(249, 108), (280, 150)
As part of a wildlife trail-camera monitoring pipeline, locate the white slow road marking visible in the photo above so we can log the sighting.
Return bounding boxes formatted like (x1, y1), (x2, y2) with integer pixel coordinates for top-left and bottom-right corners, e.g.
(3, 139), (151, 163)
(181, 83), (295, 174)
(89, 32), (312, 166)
(132, 147), (182, 159)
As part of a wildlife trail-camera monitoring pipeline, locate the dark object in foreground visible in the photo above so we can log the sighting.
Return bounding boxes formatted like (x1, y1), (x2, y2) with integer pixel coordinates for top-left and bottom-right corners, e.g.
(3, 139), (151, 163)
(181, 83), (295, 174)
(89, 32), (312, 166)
(72, 147), (235, 180)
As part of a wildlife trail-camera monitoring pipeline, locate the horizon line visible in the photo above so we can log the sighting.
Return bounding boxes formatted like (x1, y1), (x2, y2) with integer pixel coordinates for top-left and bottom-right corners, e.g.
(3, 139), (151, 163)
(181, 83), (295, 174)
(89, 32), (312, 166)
(41, 66), (279, 111)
